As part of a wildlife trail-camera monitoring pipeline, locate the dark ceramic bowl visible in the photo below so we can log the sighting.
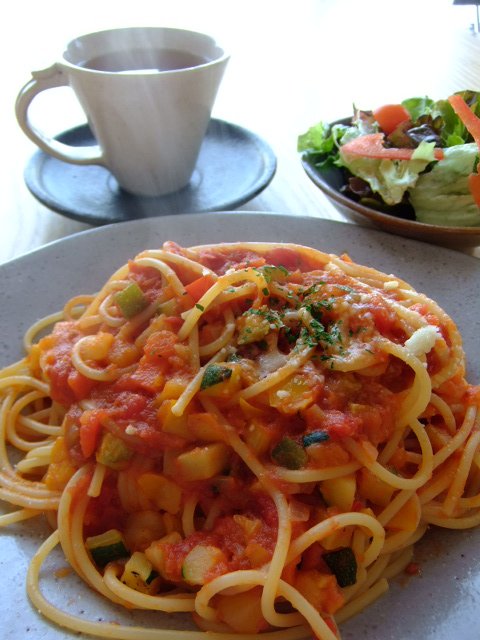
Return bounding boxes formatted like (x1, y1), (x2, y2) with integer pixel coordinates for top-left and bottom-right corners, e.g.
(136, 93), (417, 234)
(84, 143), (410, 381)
(301, 118), (480, 249)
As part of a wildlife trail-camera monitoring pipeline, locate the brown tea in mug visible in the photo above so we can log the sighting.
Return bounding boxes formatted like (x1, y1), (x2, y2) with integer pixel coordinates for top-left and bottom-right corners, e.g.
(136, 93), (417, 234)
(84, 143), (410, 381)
(82, 48), (208, 73)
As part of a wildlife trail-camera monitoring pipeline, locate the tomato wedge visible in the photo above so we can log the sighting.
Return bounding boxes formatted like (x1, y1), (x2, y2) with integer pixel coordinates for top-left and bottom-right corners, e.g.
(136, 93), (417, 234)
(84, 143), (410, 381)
(340, 133), (444, 161)
(373, 104), (411, 135)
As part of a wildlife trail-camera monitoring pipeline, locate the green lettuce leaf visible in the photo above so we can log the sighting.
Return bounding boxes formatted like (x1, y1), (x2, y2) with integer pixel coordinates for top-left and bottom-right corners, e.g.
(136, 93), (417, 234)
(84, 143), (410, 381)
(339, 144), (434, 206)
(409, 143), (480, 226)
(401, 96), (435, 121)
(297, 112), (375, 169)
(401, 91), (480, 147)
(296, 121), (346, 156)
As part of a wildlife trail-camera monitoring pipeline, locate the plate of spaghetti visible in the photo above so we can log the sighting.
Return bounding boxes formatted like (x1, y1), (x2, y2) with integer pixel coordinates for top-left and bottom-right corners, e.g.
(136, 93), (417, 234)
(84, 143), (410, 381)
(0, 212), (479, 640)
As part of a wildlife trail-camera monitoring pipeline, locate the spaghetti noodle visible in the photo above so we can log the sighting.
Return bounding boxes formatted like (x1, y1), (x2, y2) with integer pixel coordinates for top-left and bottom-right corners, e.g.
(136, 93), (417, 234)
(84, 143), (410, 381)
(1, 240), (479, 640)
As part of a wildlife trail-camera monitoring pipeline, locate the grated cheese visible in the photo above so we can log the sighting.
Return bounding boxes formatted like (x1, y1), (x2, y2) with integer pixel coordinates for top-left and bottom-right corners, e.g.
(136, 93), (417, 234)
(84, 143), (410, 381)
(383, 280), (399, 290)
(404, 326), (439, 357)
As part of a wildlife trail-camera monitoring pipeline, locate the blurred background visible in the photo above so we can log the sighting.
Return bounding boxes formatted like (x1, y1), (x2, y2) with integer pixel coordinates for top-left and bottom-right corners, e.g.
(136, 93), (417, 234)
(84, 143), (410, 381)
(1, 0), (479, 261)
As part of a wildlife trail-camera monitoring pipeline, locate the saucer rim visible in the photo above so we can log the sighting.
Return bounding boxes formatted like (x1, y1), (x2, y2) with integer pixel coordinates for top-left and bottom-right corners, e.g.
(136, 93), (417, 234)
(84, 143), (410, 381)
(23, 118), (277, 225)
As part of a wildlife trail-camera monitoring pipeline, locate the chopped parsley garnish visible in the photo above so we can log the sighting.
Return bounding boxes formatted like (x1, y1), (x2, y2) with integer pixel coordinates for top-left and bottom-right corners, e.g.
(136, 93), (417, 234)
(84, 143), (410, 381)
(195, 303), (205, 311)
(329, 320), (343, 344)
(304, 298), (335, 319)
(301, 282), (326, 297)
(243, 307), (284, 327)
(310, 318), (335, 345)
(114, 283), (148, 319)
(255, 265), (290, 283)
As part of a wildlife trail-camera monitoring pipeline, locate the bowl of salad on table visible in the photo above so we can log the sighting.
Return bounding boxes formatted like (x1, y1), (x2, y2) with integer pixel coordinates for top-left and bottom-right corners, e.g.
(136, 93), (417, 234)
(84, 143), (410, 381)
(298, 91), (480, 247)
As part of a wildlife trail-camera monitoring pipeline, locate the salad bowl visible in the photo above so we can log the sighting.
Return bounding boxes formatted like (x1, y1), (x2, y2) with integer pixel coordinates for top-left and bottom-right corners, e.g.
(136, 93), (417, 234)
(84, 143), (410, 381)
(301, 117), (480, 249)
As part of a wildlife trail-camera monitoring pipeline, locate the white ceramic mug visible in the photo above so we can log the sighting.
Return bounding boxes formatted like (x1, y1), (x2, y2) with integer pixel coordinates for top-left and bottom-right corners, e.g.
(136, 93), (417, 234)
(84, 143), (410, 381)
(15, 27), (229, 197)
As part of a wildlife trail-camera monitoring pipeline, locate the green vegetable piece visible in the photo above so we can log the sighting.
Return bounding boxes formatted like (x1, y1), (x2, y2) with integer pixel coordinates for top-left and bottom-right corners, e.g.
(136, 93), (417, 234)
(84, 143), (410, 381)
(271, 437), (307, 470)
(200, 364), (233, 390)
(96, 432), (133, 469)
(86, 529), (129, 567)
(115, 282), (148, 318)
(122, 551), (158, 587)
(401, 96), (435, 122)
(302, 430), (330, 447)
(410, 143), (480, 226)
(258, 265), (290, 283)
(322, 547), (357, 587)
(181, 545), (225, 585)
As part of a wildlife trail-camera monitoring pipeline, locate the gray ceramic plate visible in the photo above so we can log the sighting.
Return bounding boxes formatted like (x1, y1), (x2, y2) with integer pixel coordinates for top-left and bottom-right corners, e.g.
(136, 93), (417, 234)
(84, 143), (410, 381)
(1, 212), (479, 640)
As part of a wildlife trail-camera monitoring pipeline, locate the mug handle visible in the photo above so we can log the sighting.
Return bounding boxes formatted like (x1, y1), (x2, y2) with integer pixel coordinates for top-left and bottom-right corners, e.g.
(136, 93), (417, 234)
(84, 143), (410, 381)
(15, 64), (103, 164)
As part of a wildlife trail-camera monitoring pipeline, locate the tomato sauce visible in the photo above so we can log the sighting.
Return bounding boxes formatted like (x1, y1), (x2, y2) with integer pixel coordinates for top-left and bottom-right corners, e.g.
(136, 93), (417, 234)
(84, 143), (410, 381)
(156, 487), (278, 583)
(39, 321), (86, 406)
(128, 261), (164, 303)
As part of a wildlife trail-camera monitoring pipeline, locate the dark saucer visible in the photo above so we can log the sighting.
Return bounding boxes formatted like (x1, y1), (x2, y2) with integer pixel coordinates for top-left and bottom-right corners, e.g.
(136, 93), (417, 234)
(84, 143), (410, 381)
(24, 119), (277, 225)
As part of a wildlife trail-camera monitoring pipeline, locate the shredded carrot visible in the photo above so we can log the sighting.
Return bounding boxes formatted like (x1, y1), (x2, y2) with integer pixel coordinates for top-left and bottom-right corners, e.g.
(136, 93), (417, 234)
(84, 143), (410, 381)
(448, 94), (480, 206)
(448, 94), (480, 146)
(468, 173), (480, 207)
(340, 133), (444, 161)
(184, 274), (216, 302)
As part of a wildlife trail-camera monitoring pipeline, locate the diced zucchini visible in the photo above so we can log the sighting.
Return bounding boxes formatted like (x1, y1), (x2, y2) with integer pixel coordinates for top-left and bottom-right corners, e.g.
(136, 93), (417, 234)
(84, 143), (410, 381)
(96, 432), (133, 469)
(302, 430), (330, 447)
(244, 419), (274, 456)
(115, 282), (148, 318)
(156, 378), (187, 402)
(200, 364), (233, 390)
(176, 443), (230, 481)
(358, 468), (395, 507)
(322, 547), (357, 588)
(187, 412), (226, 442)
(137, 472), (182, 514)
(121, 551), (160, 594)
(86, 529), (129, 567)
(144, 532), (183, 580)
(199, 364), (242, 399)
(216, 586), (267, 633)
(271, 437), (307, 470)
(181, 545), (226, 585)
(157, 399), (194, 440)
(321, 474), (356, 511)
